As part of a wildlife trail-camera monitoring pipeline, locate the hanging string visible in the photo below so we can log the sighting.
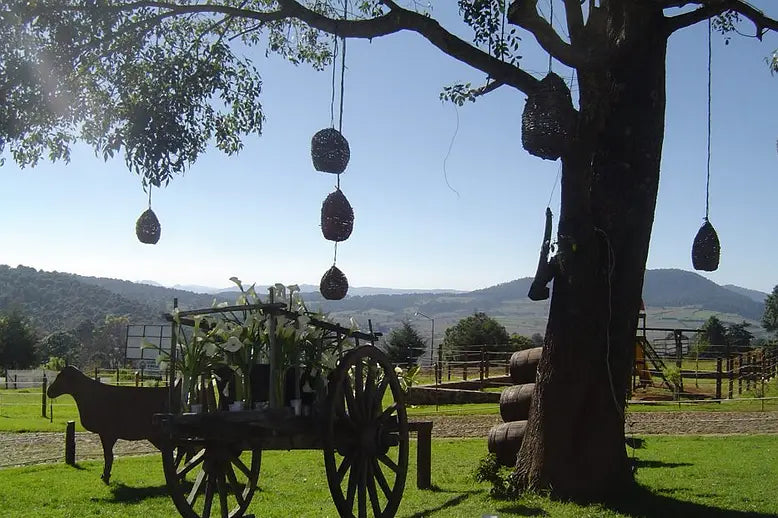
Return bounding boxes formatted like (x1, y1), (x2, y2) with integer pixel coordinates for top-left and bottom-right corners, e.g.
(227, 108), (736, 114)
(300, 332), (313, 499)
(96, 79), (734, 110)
(705, 17), (712, 220)
(333, 0), (348, 266)
(338, 0), (348, 132)
(548, 0), (554, 73)
(147, 187), (152, 209)
(330, 35), (339, 128)
(546, 162), (562, 208)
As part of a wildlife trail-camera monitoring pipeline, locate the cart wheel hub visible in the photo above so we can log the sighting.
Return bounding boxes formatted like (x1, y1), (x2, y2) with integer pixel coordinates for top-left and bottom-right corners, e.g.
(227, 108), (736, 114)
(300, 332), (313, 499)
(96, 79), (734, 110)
(360, 425), (378, 455)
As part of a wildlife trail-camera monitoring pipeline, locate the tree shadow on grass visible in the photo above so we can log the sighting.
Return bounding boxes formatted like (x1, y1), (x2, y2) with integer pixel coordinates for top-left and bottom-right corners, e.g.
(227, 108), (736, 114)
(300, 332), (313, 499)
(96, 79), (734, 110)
(602, 483), (778, 518)
(108, 482), (169, 503)
(402, 489), (480, 518)
(634, 459), (693, 469)
(495, 503), (548, 516)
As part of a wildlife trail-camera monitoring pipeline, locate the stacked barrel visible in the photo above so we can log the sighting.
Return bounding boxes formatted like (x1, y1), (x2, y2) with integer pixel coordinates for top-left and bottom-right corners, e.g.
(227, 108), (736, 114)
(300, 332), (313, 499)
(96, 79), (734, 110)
(487, 347), (542, 466)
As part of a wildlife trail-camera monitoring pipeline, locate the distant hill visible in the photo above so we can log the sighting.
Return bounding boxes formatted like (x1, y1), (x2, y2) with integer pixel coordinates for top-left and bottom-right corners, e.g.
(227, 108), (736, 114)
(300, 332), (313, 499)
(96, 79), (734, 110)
(642, 269), (764, 321)
(722, 284), (769, 304)
(0, 265), (161, 333)
(0, 264), (767, 339)
(170, 282), (463, 297)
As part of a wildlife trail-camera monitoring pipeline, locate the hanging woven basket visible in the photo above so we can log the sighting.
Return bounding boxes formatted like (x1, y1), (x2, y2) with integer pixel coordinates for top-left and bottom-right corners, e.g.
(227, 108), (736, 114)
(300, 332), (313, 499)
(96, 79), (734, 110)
(311, 128), (350, 174)
(691, 219), (720, 271)
(521, 72), (575, 161)
(321, 189), (354, 242)
(320, 265), (348, 300)
(136, 208), (161, 244)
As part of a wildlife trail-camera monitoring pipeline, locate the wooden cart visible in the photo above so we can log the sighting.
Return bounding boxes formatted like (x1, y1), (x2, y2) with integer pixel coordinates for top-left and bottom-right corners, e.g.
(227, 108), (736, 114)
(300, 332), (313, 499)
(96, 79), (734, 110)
(153, 301), (409, 518)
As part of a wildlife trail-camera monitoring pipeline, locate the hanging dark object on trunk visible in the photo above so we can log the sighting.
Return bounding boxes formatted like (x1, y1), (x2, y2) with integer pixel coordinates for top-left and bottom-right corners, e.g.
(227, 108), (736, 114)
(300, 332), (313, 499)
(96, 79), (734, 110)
(528, 208), (555, 300)
(320, 265), (348, 300)
(311, 128), (350, 174)
(521, 72), (575, 161)
(691, 219), (720, 271)
(321, 189), (354, 242)
(136, 208), (161, 244)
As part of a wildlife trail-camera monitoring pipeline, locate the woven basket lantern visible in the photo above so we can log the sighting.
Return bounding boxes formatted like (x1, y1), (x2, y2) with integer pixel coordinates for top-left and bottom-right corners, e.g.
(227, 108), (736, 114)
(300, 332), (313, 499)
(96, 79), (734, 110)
(311, 128), (350, 174)
(521, 72), (575, 161)
(691, 219), (720, 271)
(321, 189), (354, 242)
(136, 208), (161, 244)
(320, 265), (348, 300)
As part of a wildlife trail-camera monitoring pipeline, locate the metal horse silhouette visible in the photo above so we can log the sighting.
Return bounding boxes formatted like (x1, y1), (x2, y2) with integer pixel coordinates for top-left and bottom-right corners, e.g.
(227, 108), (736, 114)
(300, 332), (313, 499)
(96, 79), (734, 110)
(47, 366), (177, 483)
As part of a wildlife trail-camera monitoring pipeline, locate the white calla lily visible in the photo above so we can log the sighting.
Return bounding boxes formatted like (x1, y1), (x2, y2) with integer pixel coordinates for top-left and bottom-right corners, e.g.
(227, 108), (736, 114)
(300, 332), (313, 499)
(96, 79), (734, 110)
(223, 336), (244, 352)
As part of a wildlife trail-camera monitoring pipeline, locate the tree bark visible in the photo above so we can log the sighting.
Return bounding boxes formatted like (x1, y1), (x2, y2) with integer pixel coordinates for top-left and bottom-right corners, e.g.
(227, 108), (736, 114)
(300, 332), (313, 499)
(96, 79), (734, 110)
(513, 5), (668, 499)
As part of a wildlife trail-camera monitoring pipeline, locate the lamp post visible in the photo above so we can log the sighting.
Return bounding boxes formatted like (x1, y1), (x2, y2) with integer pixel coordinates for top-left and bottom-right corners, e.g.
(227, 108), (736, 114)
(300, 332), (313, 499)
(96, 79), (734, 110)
(414, 311), (435, 383)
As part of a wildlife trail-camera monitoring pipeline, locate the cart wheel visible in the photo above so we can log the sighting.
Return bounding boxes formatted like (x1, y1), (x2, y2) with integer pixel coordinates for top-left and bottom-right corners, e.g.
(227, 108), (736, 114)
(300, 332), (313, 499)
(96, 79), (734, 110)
(161, 442), (261, 518)
(324, 346), (409, 518)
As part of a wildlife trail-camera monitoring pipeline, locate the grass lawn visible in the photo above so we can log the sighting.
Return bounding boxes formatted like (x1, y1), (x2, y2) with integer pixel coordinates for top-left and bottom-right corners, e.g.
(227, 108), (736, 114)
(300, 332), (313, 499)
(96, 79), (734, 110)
(0, 389), (85, 432)
(1, 436), (778, 517)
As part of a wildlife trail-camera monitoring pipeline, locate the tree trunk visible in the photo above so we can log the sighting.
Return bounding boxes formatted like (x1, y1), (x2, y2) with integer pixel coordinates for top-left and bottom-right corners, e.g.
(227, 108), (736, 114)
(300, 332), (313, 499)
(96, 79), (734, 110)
(513, 7), (667, 499)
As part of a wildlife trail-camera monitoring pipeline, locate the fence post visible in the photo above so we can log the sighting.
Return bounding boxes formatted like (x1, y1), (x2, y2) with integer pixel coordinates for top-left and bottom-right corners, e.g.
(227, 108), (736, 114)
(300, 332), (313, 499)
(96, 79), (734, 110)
(479, 347), (485, 386)
(737, 356), (742, 395)
(463, 360), (467, 381)
(14, 374), (17, 390)
(3, 370), (7, 389)
(447, 362), (451, 381)
(116, 366), (120, 385)
(715, 358), (722, 400)
(485, 351), (490, 380)
(141, 364), (145, 384)
(41, 377), (47, 418)
(65, 420), (76, 466)
(94, 367), (99, 381)
(727, 357), (734, 399)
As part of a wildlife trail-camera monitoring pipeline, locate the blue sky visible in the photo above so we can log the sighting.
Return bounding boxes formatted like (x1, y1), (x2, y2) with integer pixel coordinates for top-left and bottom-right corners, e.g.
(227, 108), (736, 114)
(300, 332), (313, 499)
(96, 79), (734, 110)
(0, 2), (776, 293)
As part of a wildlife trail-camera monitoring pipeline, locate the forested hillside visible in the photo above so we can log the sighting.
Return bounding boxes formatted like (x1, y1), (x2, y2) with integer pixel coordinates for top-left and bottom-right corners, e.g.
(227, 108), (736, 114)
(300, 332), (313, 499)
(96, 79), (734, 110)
(0, 265), (161, 333)
(0, 264), (767, 338)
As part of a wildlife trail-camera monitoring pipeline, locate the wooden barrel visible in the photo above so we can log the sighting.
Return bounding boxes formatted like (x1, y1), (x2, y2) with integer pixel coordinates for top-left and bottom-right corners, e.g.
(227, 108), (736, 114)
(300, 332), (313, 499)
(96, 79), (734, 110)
(487, 421), (527, 467)
(509, 347), (542, 384)
(499, 383), (534, 422)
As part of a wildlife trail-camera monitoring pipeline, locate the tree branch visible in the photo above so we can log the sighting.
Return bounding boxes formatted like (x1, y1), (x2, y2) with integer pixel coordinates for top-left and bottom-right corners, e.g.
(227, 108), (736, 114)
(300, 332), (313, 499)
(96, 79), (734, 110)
(277, 0), (539, 94)
(507, 0), (589, 69)
(55, 0), (540, 94)
(665, 0), (778, 37)
(563, 0), (585, 45)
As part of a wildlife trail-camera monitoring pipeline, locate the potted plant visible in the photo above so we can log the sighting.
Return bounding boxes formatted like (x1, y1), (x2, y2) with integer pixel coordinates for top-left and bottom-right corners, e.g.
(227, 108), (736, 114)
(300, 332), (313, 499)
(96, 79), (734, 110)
(144, 313), (222, 412)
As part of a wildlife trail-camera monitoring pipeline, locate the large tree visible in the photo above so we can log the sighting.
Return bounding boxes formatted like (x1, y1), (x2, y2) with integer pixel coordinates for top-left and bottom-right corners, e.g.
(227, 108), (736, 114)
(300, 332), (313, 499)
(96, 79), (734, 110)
(762, 285), (778, 336)
(0, 309), (39, 370)
(381, 320), (427, 366)
(2, 0), (777, 500)
(442, 312), (511, 358)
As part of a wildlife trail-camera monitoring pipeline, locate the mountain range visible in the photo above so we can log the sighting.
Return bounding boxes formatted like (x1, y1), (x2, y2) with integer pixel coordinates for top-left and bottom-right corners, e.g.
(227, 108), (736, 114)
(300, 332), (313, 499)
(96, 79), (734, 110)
(0, 264), (769, 338)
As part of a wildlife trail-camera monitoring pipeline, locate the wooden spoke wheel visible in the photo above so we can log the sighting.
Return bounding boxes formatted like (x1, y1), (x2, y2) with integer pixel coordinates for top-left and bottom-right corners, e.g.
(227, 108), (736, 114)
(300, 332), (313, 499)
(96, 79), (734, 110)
(324, 346), (409, 518)
(161, 441), (261, 518)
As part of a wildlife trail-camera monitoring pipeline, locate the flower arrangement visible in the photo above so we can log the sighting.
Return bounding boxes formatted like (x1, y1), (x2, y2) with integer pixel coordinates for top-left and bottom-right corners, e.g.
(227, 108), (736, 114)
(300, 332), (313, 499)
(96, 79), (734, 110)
(148, 277), (348, 413)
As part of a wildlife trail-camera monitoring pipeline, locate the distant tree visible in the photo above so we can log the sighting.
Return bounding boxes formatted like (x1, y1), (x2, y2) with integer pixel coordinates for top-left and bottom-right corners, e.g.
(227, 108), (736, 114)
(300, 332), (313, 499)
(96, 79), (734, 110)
(381, 321), (426, 368)
(762, 285), (778, 336)
(700, 316), (727, 348)
(443, 313), (510, 360)
(0, 309), (39, 370)
(84, 315), (129, 368)
(510, 334), (534, 351)
(530, 333), (545, 348)
(725, 321), (754, 351)
(38, 331), (81, 366)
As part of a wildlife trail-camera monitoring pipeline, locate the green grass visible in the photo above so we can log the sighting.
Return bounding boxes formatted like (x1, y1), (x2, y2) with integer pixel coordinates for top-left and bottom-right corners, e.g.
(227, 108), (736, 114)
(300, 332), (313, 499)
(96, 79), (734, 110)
(0, 389), (85, 432)
(1, 436), (778, 517)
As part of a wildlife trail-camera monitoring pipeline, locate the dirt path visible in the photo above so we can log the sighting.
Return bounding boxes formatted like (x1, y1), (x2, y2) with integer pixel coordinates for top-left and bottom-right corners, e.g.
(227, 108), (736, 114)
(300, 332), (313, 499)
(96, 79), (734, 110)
(2, 411), (777, 468)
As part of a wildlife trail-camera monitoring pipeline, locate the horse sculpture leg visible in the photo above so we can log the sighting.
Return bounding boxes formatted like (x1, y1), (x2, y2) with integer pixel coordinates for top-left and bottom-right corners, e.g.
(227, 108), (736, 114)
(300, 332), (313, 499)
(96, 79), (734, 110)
(100, 435), (117, 484)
